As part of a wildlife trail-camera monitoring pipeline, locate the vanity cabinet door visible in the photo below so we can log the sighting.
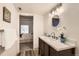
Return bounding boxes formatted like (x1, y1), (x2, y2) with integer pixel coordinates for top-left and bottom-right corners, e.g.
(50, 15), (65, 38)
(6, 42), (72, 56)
(44, 42), (49, 56)
(49, 46), (58, 56)
(58, 48), (75, 56)
(49, 46), (75, 56)
(39, 38), (45, 56)
(39, 38), (49, 56)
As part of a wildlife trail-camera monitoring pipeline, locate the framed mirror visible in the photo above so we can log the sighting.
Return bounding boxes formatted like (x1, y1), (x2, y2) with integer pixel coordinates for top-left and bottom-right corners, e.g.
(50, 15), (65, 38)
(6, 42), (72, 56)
(52, 15), (59, 27)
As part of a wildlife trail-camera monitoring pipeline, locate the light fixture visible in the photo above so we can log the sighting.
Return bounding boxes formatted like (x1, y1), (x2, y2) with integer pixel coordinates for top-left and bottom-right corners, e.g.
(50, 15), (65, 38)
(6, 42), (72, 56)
(52, 11), (55, 15)
(58, 7), (64, 15)
(48, 12), (51, 17)
(49, 3), (63, 16)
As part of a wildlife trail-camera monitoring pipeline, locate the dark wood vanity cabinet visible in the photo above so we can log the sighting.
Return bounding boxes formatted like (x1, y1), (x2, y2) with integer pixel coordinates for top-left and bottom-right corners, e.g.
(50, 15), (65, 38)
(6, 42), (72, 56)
(49, 46), (75, 56)
(39, 38), (44, 56)
(39, 38), (49, 56)
(39, 38), (75, 56)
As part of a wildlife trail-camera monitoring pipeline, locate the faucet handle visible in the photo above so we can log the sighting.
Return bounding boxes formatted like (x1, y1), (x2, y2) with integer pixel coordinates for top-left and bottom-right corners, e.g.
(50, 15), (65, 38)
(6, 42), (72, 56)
(51, 32), (55, 35)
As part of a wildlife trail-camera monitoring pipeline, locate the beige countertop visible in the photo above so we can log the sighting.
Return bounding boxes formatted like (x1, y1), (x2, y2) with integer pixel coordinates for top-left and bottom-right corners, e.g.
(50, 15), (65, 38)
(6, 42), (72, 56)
(39, 36), (76, 51)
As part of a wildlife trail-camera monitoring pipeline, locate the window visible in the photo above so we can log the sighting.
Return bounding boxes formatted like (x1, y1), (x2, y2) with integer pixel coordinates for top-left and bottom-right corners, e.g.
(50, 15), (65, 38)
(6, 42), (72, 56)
(21, 25), (29, 34)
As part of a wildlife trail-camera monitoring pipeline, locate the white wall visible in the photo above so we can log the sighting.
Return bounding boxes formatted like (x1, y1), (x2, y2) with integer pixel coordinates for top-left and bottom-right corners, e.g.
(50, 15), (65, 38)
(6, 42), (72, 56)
(44, 14), (55, 34)
(44, 3), (79, 55)
(0, 3), (19, 55)
(1, 39), (19, 56)
(33, 14), (44, 49)
(20, 13), (44, 49)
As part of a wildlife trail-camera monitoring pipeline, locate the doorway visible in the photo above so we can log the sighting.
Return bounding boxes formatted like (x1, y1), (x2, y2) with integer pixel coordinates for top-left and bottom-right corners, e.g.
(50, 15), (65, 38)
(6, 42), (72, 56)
(19, 15), (33, 55)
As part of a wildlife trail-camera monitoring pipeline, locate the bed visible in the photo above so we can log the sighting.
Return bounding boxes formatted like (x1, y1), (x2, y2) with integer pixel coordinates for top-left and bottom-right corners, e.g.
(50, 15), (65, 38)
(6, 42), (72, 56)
(20, 33), (33, 43)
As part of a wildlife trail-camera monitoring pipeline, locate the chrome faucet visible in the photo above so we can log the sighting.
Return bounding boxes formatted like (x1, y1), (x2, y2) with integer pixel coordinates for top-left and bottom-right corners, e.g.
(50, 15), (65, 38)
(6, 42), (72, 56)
(51, 32), (55, 39)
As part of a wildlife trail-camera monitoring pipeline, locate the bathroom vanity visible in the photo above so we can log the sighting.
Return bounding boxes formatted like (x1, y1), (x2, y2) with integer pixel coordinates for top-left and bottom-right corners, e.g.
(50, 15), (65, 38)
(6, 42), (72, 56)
(39, 36), (75, 56)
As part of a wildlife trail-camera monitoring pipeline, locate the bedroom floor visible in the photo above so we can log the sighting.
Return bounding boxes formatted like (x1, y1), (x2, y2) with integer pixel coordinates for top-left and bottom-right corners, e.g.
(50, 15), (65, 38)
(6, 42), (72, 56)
(20, 42), (33, 56)
(20, 42), (33, 50)
(0, 46), (4, 55)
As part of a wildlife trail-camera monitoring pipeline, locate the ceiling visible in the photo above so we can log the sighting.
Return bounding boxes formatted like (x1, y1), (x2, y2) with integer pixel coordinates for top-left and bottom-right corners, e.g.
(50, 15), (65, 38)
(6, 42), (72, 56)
(14, 3), (57, 15)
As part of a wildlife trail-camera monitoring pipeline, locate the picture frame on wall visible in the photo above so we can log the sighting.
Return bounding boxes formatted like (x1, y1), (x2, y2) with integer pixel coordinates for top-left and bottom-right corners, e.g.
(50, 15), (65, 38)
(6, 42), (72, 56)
(3, 7), (11, 23)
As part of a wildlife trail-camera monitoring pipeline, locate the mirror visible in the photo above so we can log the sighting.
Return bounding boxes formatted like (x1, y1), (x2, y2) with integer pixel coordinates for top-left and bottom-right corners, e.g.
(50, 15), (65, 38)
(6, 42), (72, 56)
(52, 15), (59, 27)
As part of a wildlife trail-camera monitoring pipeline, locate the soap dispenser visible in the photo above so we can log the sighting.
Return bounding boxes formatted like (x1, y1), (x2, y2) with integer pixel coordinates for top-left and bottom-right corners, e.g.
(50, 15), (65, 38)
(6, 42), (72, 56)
(60, 32), (65, 43)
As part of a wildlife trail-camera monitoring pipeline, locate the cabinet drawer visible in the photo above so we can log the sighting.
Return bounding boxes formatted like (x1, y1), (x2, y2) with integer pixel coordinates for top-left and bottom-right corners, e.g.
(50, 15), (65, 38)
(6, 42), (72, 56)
(49, 46), (75, 56)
